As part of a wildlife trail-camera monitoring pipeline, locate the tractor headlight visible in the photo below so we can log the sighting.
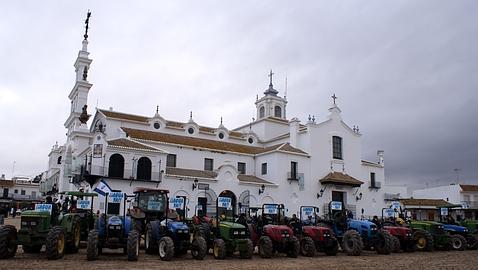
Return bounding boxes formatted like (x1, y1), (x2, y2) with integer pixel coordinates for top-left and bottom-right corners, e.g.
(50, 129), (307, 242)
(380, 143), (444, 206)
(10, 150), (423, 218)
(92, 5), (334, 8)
(371, 227), (377, 231)
(464, 228), (468, 232)
(30, 221), (37, 226)
(233, 231), (239, 235)
(240, 231), (246, 235)
(21, 221), (28, 226)
(438, 225), (443, 229)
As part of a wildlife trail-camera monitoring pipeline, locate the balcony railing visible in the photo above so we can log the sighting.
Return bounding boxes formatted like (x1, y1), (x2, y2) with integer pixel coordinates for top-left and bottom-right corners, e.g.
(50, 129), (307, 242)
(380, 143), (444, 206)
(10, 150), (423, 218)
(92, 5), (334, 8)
(83, 166), (162, 182)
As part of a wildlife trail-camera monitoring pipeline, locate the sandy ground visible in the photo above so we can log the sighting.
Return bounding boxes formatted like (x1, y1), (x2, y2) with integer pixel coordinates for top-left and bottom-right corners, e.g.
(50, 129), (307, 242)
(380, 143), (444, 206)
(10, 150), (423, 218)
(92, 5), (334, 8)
(1, 217), (476, 270)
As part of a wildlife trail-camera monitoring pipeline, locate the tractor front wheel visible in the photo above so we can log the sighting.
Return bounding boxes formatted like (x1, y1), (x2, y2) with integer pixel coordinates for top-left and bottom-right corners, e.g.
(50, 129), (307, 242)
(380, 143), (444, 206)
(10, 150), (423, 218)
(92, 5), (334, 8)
(239, 239), (253, 259)
(46, 226), (65, 260)
(145, 223), (158, 255)
(287, 236), (300, 258)
(391, 236), (401, 253)
(213, 239), (227, 260)
(300, 236), (315, 257)
(413, 230), (434, 252)
(66, 218), (81, 254)
(450, 235), (467, 251)
(191, 236), (207, 260)
(324, 237), (339, 256)
(127, 230), (139, 261)
(158, 237), (174, 261)
(342, 230), (363, 256)
(258, 236), (273, 258)
(375, 230), (393, 255)
(0, 225), (17, 259)
(86, 230), (99, 261)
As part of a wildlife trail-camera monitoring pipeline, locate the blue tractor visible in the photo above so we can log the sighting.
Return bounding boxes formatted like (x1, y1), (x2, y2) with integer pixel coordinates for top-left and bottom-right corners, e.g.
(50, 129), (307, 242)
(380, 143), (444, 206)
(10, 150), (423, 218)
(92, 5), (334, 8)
(86, 192), (139, 261)
(439, 208), (478, 250)
(130, 188), (207, 261)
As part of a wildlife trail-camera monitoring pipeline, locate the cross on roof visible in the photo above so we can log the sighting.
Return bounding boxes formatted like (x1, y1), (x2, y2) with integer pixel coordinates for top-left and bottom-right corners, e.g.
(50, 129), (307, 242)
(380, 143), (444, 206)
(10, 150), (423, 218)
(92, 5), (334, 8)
(331, 93), (338, 104)
(84, 10), (92, 40)
(268, 70), (274, 85)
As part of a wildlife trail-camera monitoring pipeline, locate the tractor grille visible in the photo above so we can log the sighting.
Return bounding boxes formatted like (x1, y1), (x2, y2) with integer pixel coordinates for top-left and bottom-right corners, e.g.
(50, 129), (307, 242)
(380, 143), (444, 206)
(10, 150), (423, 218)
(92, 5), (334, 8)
(281, 229), (291, 239)
(176, 229), (190, 240)
(230, 229), (247, 239)
(108, 225), (123, 238)
(21, 217), (41, 230)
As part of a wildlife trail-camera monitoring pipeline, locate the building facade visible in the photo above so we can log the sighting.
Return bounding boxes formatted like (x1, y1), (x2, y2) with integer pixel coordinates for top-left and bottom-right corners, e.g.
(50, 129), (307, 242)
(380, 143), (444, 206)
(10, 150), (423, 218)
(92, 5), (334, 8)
(41, 25), (407, 219)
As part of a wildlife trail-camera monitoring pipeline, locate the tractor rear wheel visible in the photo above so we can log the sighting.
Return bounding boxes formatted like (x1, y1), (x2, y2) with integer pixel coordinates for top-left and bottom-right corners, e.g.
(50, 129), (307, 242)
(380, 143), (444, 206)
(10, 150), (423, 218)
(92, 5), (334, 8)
(86, 230), (99, 261)
(66, 218), (81, 254)
(342, 230), (363, 256)
(300, 236), (315, 257)
(287, 236), (300, 258)
(23, 245), (42, 253)
(145, 223), (158, 255)
(466, 235), (478, 250)
(391, 236), (401, 252)
(324, 237), (339, 256)
(0, 225), (17, 259)
(258, 236), (273, 258)
(239, 239), (253, 259)
(191, 236), (207, 260)
(413, 230), (434, 252)
(213, 238), (227, 260)
(450, 235), (467, 251)
(127, 230), (139, 261)
(46, 226), (65, 260)
(375, 230), (393, 255)
(158, 237), (174, 261)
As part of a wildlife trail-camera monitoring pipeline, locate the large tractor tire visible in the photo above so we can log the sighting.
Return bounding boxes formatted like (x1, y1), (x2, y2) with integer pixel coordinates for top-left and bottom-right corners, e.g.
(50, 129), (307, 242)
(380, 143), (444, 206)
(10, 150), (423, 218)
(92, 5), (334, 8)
(324, 237), (339, 256)
(145, 223), (158, 255)
(86, 230), (99, 261)
(127, 230), (139, 261)
(375, 230), (393, 255)
(213, 238), (227, 260)
(300, 236), (316, 257)
(413, 230), (434, 252)
(158, 237), (174, 261)
(239, 239), (254, 259)
(66, 218), (81, 254)
(287, 236), (300, 258)
(450, 235), (467, 251)
(391, 236), (401, 253)
(46, 226), (66, 260)
(466, 235), (478, 250)
(191, 236), (207, 260)
(0, 225), (17, 259)
(258, 236), (273, 258)
(23, 245), (42, 253)
(342, 230), (363, 256)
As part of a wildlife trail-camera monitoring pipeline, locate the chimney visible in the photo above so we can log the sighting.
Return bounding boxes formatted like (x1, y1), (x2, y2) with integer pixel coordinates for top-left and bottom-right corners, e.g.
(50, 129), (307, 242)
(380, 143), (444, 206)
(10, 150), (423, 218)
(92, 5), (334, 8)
(0, 174), (4, 180)
(289, 118), (300, 147)
(377, 150), (384, 166)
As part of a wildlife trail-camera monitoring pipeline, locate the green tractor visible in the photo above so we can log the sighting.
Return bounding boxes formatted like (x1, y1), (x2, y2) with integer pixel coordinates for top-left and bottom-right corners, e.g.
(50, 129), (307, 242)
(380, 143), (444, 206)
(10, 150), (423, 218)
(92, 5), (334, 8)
(0, 198), (86, 260)
(191, 197), (253, 259)
(407, 220), (451, 251)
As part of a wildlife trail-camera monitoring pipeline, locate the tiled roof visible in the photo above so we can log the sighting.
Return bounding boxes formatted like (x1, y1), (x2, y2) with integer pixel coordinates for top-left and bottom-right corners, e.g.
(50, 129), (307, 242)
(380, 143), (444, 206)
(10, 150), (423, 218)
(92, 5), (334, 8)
(165, 167), (217, 179)
(108, 138), (162, 152)
(229, 131), (244, 138)
(165, 121), (184, 128)
(460, 185), (478, 192)
(99, 109), (149, 123)
(277, 143), (308, 155)
(0, 180), (14, 187)
(319, 172), (364, 187)
(361, 160), (382, 167)
(237, 175), (274, 185)
(199, 126), (215, 133)
(400, 198), (454, 207)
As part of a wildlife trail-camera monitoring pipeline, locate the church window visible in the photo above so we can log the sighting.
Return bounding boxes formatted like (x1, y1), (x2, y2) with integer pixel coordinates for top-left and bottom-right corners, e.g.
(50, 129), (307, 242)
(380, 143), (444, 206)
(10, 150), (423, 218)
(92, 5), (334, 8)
(57, 156), (62, 164)
(153, 122), (160, 129)
(290, 161), (298, 179)
(188, 127), (195, 134)
(167, 154), (177, 168)
(274, 106), (282, 118)
(137, 157), (152, 180)
(259, 106), (265, 118)
(261, 163), (267, 175)
(370, 172), (376, 187)
(248, 138), (254, 144)
(238, 162), (246, 174)
(218, 132), (225, 139)
(21, 190), (26, 195)
(204, 158), (214, 171)
(332, 136), (343, 160)
(108, 153), (125, 178)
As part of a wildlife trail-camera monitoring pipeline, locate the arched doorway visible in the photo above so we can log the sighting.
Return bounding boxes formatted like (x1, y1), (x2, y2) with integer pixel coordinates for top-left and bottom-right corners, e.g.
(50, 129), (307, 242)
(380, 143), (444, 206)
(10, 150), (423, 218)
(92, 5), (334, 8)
(196, 189), (217, 217)
(218, 190), (237, 218)
(136, 157), (152, 180)
(108, 153), (124, 178)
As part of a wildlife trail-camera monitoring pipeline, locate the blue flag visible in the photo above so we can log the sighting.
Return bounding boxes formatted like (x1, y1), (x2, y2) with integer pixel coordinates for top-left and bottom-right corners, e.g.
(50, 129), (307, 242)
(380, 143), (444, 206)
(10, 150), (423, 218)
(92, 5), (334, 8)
(94, 179), (112, 196)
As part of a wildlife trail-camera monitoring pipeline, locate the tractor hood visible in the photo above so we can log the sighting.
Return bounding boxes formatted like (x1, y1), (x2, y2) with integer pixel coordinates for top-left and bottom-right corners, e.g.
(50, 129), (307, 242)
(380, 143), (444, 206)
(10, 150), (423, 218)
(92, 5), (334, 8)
(21, 210), (50, 218)
(443, 224), (468, 233)
(108, 216), (123, 226)
(411, 221), (442, 226)
(220, 221), (246, 230)
(167, 221), (189, 231)
(348, 219), (377, 229)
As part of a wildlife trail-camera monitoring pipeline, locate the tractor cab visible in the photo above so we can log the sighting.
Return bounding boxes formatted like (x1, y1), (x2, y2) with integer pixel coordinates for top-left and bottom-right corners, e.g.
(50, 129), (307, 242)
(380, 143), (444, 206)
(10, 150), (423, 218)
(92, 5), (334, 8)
(58, 191), (97, 243)
(380, 206), (415, 252)
(130, 188), (169, 232)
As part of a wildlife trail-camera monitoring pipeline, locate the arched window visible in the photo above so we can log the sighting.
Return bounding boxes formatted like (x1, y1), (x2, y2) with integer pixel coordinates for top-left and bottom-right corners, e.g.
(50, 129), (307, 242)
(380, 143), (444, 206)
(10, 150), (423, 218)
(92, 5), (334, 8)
(259, 106), (265, 118)
(274, 106), (282, 118)
(108, 154), (125, 178)
(137, 157), (152, 180)
(57, 156), (62, 164)
(332, 136), (343, 160)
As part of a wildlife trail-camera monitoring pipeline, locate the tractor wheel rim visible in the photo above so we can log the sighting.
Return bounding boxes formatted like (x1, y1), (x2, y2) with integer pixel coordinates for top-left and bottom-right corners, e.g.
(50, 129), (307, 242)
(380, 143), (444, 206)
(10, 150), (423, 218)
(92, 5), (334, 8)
(214, 245), (219, 257)
(453, 239), (461, 249)
(159, 241), (166, 257)
(145, 231), (150, 249)
(136, 239), (139, 256)
(417, 238), (426, 249)
(58, 234), (65, 254)
(191, 240), (198, 256)
(74, 225), (81, 247)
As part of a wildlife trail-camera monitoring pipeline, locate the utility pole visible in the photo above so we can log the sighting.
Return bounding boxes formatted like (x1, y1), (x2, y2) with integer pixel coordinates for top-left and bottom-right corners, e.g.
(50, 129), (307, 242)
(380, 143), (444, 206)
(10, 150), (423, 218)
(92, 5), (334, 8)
(454, 168), (461, 184)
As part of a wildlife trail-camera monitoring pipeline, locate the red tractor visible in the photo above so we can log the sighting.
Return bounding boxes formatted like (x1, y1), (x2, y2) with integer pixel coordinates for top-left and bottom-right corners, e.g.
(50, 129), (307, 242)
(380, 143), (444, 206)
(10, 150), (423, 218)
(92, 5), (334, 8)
(380, 208), (416, 252)
(288, 206), (339, 256)
(247, 204), (300, 258)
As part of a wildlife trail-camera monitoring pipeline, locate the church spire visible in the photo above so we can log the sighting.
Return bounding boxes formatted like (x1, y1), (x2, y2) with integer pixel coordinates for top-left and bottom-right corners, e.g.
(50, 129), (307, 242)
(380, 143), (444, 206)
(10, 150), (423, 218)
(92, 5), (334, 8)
(264, 69), (279, 96)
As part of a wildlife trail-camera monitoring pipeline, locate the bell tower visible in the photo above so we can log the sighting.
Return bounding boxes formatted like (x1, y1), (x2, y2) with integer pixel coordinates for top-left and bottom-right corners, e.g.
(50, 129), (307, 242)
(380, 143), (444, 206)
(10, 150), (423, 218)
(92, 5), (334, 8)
(255, 70), (287, 120)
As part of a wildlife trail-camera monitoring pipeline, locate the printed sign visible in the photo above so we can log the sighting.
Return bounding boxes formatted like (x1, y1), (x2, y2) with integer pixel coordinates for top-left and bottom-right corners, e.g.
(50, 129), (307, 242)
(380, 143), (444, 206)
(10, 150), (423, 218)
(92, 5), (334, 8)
(330, 201), (342, 211)
(109, 192), (123, 203)
(440, 208), (449, 216)
(218, 197), (232, 208)
(35, 204), (53, 214)
(93, 144), (103, 158)
(169, 197), (184, 209)
(264, 204), (278, 214)
(302, 207), (315, 217)
(385, 208), (394, 217)
(298, 175), (305, 191)
(391, 201), (401, 210)
(148, 200), (163, 211)
(77, 200), (91, 210)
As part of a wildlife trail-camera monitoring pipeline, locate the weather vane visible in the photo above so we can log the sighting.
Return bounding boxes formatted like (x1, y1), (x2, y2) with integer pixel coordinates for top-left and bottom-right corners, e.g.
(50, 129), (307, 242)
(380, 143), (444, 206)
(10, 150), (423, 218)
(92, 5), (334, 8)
(84, 10), (92, 40)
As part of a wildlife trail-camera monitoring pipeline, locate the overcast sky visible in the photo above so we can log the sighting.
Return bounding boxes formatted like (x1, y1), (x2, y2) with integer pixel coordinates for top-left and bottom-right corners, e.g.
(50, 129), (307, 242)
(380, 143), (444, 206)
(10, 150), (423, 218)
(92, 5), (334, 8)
(1, 1), (477, 190)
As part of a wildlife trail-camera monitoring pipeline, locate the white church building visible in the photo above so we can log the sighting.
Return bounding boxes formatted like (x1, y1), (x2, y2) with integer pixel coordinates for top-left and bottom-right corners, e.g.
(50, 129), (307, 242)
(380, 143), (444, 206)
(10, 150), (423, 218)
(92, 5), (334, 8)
(41, 19), (406, 219)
